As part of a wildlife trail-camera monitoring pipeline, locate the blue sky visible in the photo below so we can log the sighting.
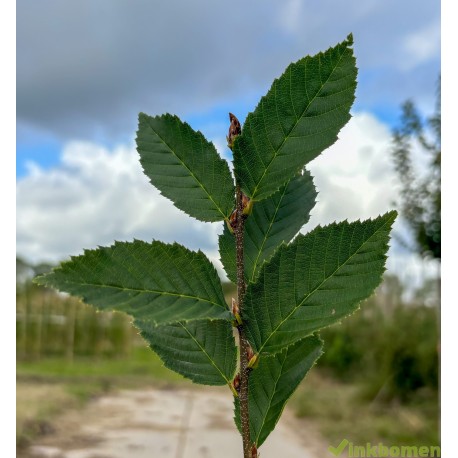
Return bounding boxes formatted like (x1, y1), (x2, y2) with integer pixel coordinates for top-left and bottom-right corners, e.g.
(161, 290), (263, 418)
(16, 0), (440, 287)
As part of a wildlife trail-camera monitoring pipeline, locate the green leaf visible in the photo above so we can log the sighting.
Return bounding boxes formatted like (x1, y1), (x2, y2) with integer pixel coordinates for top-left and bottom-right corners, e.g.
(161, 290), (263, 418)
(136, 319), (237, 386)
(233, 34), (357, 201)
(219, 170), (316, 283)
(234, 336), (323, 447)
(136, 113), (235, 222)
(35, 240), (231, 324)
(244, 211), (397, 355)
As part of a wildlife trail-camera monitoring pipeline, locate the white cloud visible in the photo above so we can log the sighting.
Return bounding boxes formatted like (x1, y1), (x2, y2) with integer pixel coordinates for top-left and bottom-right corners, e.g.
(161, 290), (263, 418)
(402, 19), (441, 71)
(16, 142), (223, 270)
(304, 111), (396, 228)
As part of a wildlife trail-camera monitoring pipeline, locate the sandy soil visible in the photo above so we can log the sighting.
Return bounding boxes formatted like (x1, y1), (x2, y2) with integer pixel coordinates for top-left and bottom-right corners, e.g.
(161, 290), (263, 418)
(22, 387), (328, 458)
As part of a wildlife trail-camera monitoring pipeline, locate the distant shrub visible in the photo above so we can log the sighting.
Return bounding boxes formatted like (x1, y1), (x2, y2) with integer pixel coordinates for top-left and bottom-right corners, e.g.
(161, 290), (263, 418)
(319, 297), (439, 402)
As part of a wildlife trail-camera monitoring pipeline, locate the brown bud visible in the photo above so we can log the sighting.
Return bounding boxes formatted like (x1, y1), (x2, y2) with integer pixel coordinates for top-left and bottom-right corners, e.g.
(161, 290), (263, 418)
(246, 344), (258, 369)
(231, 298), (240, 316)
(241, 193), (249, 207)
(227, 112), (241, 149)
(228, 208), (237, 232)
(251, 443), (258, 457)
(241, 193), (253, 215)
(246, 344), (255, 362)
(231, 298), (242, 325)
(232, 373), (241, 393)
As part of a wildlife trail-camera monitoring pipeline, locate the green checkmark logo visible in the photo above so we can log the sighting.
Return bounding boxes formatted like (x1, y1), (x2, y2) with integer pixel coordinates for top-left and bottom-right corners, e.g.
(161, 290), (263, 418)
(328, 438), (349, 456)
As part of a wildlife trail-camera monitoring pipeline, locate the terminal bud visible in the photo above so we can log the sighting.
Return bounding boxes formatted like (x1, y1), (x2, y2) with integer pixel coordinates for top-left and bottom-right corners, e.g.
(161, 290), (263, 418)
(227, 112), (241, 149)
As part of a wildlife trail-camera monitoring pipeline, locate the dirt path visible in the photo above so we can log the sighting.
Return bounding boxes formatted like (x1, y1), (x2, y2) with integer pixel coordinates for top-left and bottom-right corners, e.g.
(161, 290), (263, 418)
(22, 387), (328, 458)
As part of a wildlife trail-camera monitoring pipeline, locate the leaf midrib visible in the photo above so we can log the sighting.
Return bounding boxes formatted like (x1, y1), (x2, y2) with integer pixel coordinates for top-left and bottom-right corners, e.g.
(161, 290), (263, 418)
(254, 353), (287, 445)
(179, 322), (232, 385)
(64, 281), (226, 310)
(256, 215), (393, 354)
(249, 47), (350, 200)
(249, 182), (290, 282)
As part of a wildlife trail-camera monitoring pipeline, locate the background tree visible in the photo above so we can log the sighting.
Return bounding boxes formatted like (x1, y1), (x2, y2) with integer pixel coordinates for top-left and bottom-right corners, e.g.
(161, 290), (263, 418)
(391, 79), (441, 438)
(391, 78), (441, 261)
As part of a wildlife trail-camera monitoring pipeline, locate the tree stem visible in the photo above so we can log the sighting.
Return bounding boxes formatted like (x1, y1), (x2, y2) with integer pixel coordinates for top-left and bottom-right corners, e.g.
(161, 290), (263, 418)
(235, 185), (253, 458)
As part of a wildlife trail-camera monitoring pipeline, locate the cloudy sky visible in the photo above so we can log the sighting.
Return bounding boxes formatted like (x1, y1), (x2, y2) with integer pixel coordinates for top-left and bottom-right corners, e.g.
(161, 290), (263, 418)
(16, 0), (440, 288)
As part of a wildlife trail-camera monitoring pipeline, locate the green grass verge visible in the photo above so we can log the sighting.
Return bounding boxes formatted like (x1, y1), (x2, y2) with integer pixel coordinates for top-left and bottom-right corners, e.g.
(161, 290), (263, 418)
(291, 369), (440, 447)
(17, 346), (185, 384)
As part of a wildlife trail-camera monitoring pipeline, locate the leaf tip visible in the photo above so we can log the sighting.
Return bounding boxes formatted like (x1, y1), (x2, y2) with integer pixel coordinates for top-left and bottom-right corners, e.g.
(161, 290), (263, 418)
(388, 209), (398, 220)
(379, 209), (398, 229)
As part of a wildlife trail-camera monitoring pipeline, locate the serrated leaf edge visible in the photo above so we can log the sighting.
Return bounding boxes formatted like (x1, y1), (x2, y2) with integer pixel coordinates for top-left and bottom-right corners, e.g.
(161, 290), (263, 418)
(254, 211), (397, 355)
(254, 335), (324, 446)
(34, 239), (231, 324)
(234, 35), (356, 201)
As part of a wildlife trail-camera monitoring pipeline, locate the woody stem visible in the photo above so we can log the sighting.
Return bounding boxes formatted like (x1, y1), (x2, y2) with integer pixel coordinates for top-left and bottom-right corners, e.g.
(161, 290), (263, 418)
(235, 185), (253, 458)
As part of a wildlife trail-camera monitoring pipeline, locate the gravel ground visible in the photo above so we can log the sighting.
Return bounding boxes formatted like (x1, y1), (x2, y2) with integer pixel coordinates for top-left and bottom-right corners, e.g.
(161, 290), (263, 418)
(22, 387), (328, 458)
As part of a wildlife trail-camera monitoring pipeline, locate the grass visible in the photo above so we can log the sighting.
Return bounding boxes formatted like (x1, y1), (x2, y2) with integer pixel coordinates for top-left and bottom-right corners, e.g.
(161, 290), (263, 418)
(17, 346), (185, 384)
(292, 369), (440, 447)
